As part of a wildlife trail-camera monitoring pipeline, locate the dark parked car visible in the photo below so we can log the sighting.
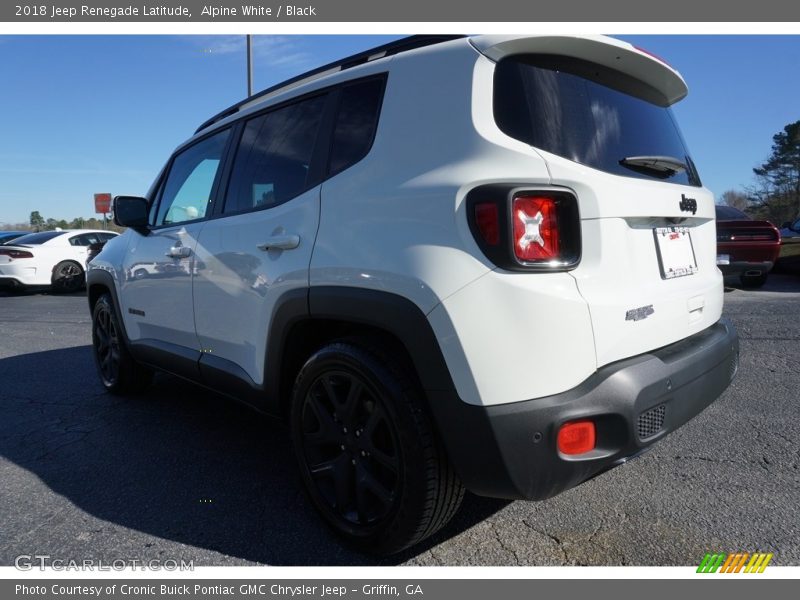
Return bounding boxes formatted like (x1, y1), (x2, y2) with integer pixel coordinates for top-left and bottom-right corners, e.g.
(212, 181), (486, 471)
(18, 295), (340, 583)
(715, 205), (781, 288)
(777, 217), (800, 274)
(0, 231), (29, 245)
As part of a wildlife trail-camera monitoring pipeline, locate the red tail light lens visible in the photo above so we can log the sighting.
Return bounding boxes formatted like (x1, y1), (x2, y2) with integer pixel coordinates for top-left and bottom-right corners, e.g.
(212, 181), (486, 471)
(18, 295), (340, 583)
(634, 45), (672, 68)
(512, 195), (560, 262)
(474, 202), (500, 246)
(466, 185), (580, 271)
(557, 420), (596, 455)
(0, 249), (33, 260)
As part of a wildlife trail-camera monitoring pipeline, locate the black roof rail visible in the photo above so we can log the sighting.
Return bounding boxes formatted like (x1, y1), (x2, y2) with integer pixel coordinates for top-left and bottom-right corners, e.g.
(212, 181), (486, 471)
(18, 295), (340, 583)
(194, 34), (467, 134)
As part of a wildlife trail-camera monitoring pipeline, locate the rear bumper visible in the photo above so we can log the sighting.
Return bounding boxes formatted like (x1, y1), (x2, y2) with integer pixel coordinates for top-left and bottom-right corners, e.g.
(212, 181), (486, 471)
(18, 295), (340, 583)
(428, 318), (739, 500)
(0, 263), (42, 286)
(718, 260), (774, 277)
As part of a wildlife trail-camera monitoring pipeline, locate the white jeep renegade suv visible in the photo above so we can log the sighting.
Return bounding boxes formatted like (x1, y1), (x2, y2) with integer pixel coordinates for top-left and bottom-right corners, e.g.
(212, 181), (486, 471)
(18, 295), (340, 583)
(88, 35), (739, 554)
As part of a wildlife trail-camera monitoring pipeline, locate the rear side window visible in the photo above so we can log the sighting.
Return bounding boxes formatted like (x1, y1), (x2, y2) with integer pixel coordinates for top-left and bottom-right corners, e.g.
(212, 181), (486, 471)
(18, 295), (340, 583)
(69, 233), (101, 246)
(224, 94), (327, 214)
(494, 55), (701, 186)
(328, 78), (385, 175)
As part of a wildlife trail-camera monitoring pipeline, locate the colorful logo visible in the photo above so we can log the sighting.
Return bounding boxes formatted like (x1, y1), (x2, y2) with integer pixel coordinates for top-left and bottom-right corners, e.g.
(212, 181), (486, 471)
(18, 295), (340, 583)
(697, 552), (773, 573)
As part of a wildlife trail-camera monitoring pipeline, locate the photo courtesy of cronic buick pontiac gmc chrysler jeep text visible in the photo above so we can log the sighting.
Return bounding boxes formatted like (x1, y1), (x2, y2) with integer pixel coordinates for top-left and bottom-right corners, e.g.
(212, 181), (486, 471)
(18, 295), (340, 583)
(87, 35), (739, 554)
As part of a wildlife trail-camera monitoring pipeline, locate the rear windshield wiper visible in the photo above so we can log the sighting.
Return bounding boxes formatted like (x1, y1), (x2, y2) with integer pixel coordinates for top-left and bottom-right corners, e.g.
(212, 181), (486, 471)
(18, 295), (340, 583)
(619, 155), (688, 179)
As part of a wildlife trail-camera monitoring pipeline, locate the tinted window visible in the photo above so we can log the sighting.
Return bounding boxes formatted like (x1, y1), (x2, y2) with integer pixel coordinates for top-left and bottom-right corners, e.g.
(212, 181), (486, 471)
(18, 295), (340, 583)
(225, 94), (326, 214)
(8, 231), (66, 245)
(69, 233), (102, 246)
(329, 78), (384, 175)
(494, 55), (701, 186)
(0, 233), (25, 244)
(156, 129), (230, 226)
(99, 233), (117, 242)
(715, 205), (749, 220)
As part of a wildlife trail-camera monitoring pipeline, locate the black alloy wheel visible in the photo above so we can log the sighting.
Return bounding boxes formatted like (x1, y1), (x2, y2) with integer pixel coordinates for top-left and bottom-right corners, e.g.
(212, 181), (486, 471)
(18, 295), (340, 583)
(291, 341), (464, 555)
(299, 370), (401, 528)
(91, 293), (153, 394)
(93, 297), (122, 387)
(51, 261), (83, 293)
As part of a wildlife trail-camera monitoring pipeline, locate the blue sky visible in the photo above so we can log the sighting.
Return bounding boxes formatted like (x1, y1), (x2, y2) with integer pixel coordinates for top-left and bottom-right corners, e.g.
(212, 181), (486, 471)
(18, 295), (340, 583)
(0, 34), (798, 225)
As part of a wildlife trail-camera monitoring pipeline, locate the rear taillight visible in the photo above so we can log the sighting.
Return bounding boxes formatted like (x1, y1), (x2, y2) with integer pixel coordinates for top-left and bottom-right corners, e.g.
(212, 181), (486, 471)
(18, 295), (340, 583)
(512, 195), (560, 262)
(474, 202), (500, 246)
(633, 45), (673, 68)
(467, 186), (580, 271)
(0, 249), (33, 260)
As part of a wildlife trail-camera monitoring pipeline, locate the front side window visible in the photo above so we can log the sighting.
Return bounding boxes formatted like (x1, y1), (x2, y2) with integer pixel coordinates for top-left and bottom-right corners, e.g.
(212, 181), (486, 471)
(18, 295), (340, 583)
(156, 129), (230, 226)
(224, 94), (326, 214)
(494, 55), (701, 186)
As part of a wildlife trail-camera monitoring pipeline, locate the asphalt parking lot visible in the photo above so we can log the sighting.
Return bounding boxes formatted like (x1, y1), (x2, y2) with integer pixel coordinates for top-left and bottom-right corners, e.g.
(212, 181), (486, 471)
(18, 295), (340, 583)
(1, 276), (798, 567)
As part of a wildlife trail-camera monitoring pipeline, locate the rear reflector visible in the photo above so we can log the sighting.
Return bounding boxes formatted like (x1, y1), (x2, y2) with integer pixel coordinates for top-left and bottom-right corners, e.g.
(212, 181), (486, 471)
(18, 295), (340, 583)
(0, 249), (33, 259)
(557, 420), (596, 455)
(512, 195), (560, 261)
(474, 202), (500, 246)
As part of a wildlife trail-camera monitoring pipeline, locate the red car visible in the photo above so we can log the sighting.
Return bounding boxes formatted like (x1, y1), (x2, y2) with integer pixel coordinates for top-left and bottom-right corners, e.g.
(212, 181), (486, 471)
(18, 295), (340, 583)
(715, 205), (781, 288)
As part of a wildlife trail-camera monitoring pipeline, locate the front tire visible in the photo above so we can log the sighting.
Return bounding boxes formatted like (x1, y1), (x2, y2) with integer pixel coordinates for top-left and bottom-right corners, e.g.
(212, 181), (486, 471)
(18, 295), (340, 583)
(51, 260), (84, 293)
(290, 341), (464, 555)
(91, 293), (153, 394)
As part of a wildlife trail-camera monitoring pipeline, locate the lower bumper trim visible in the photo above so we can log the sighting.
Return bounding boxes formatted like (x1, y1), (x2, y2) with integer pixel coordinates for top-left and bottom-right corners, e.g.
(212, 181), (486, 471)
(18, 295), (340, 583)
(428, 318), (739, 500)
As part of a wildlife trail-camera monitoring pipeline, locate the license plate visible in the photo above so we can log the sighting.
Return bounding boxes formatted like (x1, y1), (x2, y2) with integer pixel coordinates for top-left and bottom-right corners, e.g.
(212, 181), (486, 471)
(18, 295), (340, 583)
(717, 254), (730, 266)
(653, 227), (698, 279)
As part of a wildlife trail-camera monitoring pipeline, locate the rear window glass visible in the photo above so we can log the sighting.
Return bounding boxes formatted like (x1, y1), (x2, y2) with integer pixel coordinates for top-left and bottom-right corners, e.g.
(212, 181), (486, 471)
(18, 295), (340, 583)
(8, 231), (66, 245)
(494, 55), (701, 187)
(715, 205), (749, 220)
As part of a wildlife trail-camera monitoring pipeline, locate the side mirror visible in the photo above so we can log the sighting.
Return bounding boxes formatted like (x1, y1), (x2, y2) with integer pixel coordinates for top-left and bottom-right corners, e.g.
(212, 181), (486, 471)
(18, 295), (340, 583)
(114, 196), (149, 231)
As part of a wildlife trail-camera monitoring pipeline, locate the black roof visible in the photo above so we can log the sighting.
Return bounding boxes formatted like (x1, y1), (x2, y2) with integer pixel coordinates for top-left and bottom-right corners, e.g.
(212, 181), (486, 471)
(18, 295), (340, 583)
(195, 35), (466, 134)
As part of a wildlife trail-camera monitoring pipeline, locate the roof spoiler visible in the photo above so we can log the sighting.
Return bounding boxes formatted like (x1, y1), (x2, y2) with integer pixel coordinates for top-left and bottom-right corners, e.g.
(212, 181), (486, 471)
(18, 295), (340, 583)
(470, 35), (688, 105)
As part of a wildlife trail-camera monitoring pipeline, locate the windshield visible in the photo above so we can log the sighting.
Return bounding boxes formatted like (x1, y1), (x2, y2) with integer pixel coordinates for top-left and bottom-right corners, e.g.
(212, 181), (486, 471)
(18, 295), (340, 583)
(493, 54), (701, 187)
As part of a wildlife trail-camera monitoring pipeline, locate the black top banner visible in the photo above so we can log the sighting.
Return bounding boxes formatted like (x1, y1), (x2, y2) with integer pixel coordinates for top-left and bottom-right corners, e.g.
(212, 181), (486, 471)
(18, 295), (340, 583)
(3, 0), (800, 22)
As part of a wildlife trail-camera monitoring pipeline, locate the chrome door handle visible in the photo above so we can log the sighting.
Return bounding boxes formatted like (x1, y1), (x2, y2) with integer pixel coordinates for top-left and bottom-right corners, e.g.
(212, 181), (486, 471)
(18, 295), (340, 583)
(257, 234), (300, 251)
(165, 246), (191, 258)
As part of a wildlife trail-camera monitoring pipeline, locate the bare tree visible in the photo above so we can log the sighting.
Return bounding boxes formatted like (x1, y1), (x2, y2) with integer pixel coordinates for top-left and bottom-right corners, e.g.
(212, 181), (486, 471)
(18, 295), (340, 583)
(719, 189), (750, 212)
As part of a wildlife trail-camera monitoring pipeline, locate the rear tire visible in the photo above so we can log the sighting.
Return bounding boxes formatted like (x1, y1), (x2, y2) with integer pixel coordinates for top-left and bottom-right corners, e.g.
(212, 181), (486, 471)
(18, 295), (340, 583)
(290, 340), (464, 555)
(740, 273), (768, 288)
(91, 293), (153, 394)
(51, 260), (84, 293)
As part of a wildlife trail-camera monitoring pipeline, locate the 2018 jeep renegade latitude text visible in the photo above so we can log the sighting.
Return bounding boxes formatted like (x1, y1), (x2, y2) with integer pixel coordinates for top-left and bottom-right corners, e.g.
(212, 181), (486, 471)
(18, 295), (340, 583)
(88, 35), (739, 554)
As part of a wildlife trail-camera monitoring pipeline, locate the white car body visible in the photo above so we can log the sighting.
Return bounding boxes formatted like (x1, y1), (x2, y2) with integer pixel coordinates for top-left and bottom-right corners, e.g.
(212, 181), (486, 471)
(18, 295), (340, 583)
(0, 229), (117, 288)
(88, 35), (739, 518)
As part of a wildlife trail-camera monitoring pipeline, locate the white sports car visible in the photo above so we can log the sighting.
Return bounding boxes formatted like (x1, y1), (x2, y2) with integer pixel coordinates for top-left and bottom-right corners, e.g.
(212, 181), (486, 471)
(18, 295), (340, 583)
(0, 229), (118, 293)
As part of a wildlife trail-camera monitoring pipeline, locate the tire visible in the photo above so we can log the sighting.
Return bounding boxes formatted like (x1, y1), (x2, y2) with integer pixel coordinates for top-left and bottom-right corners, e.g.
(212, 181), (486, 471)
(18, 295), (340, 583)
(51, 260), (84, 293)
(290, 340), (464, 555)
(91, 293), (153, 394)
(133, 268), (148, 280)
(740, 273), (768, 288)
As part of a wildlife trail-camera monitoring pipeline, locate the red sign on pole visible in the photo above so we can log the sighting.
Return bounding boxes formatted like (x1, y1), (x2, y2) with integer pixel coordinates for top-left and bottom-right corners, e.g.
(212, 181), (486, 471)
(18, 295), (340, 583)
(94, 193), (112, 214)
